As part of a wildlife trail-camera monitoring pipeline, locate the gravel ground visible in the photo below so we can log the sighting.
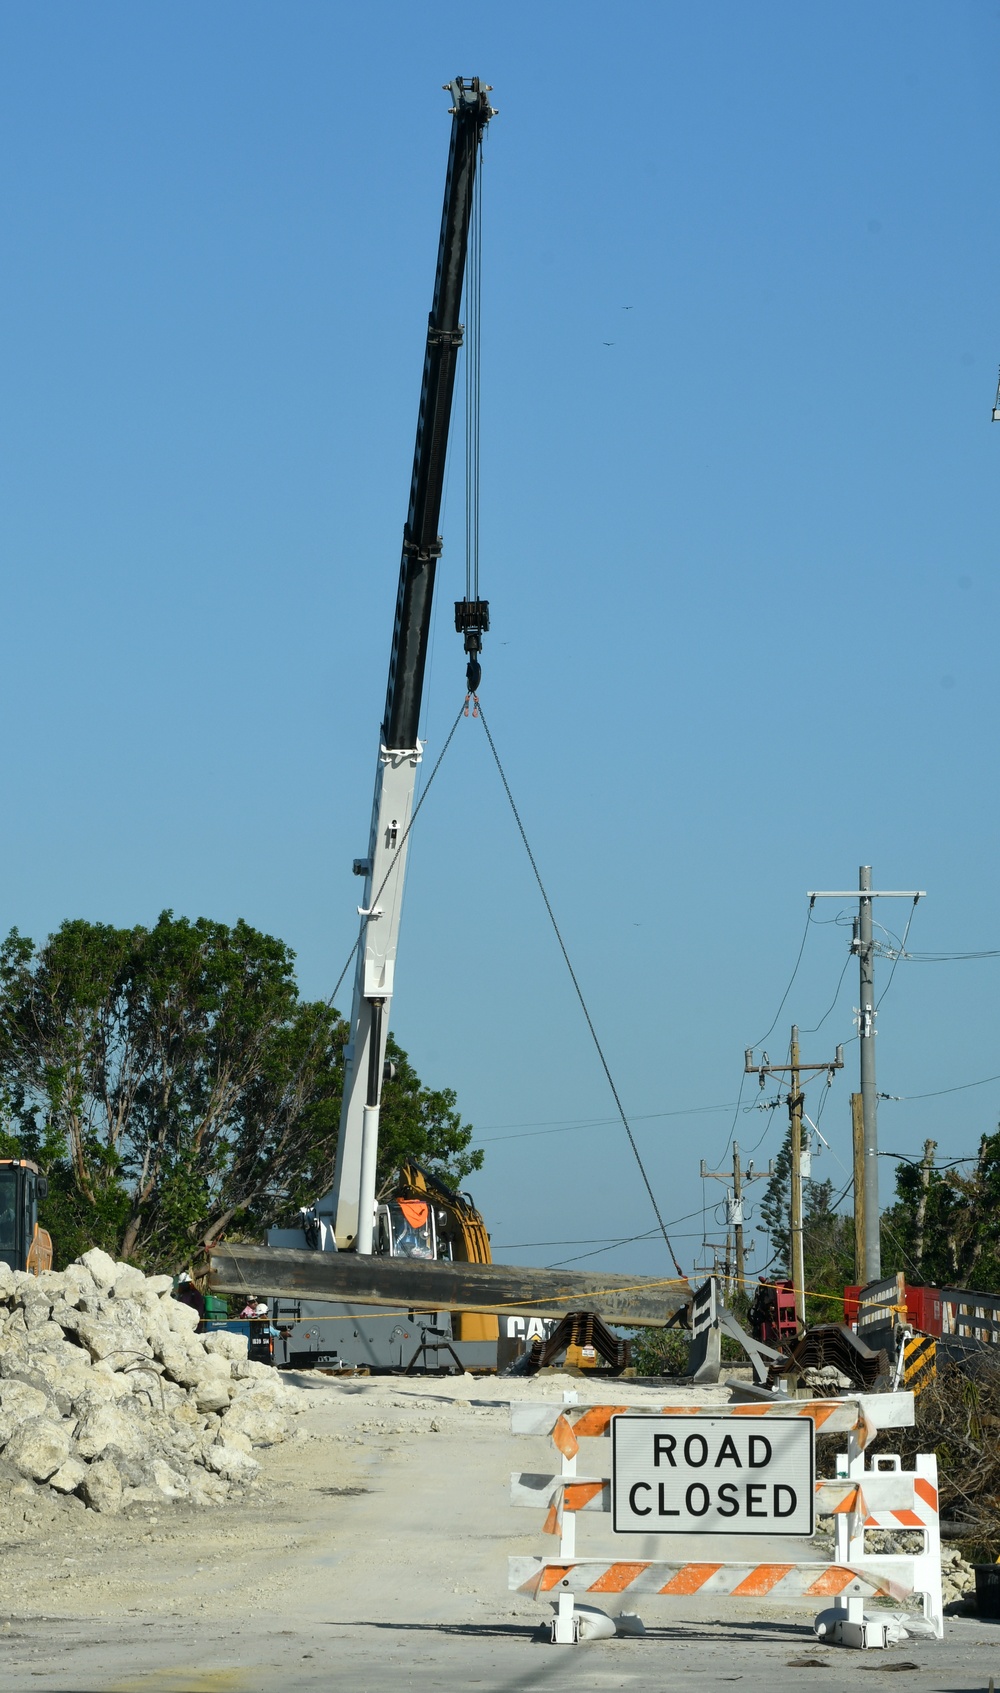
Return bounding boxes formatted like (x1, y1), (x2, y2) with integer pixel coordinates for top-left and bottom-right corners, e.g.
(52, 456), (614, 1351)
(1, 1369), (998, 1692)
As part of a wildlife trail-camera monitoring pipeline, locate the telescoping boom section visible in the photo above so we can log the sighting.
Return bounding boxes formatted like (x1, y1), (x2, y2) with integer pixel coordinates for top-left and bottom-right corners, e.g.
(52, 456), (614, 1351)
(326, 78), (495, 1252)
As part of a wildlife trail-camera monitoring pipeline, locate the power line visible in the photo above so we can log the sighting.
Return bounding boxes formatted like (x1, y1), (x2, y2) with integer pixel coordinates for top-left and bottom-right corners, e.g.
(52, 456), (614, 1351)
(885, 949), (1000, 962)
(544, 1207), (707, 1268)
(881, 1072), (1000, 1101)
(877, 1151), (978, 1168)
(753, 903), (814, 1047)
(875, 897), (919, 1010)
(715, 901), (818, 1169)
(801, 949), (852, 1033)
(478, 1100), (737, 1144)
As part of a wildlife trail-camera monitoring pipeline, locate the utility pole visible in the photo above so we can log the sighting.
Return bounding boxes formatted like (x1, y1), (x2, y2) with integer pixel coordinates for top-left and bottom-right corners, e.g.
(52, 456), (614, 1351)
(789, 1028), (804, 1327)
(701, 1141), (772, 1294)
(914, 1138), (937, 1275)
(809, 869), (925, 1284)
(851, 1094), (865, 1283)
(745, 1035), (844, 1329)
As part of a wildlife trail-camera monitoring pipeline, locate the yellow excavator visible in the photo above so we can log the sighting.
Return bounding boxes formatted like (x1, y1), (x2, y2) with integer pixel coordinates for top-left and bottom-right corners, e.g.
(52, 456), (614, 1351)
(0, 1158), (53, 1274)
(376, 1158), (497, 1349)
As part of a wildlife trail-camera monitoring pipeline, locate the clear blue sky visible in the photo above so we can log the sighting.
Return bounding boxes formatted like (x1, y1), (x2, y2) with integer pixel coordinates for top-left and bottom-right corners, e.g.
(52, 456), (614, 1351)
(2, 3), (999, 1282)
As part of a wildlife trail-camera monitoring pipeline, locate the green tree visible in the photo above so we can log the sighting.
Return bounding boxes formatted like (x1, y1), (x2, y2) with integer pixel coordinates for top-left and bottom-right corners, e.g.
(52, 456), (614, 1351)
(759, 1123), (854, 1318)
(376, 1034), (483, 1191)
(0, 914), (483, 1271)
(882, 1129), (1000, 1291)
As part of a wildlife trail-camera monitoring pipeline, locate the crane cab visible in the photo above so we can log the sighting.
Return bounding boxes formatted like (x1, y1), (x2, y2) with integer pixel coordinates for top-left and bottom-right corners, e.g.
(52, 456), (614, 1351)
(375, 1197), (451, 1261)
(0, 1160), (53, 1275)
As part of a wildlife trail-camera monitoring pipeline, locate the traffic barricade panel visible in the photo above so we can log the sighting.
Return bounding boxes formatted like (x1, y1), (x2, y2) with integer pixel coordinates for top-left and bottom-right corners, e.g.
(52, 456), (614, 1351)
(509, 1394), (941, 1648)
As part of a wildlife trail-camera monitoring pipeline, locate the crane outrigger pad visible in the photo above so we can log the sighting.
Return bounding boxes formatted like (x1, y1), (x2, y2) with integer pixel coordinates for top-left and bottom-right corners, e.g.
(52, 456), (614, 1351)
(207, 1243), (688, 1329)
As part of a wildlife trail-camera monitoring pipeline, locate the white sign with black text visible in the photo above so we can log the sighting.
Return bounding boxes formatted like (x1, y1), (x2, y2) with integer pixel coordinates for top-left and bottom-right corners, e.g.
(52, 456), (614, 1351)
(612, 1415), (814, 1536)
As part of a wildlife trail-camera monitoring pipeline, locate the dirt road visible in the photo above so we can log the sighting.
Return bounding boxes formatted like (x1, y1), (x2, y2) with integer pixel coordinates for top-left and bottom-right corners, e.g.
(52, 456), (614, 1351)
(1, 1370), (997, 1691)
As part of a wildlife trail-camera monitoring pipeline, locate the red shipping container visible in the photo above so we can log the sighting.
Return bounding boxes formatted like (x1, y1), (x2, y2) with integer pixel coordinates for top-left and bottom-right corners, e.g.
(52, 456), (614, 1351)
(842, 1281), (943, 1336)
(905, 1284), (944, 1337)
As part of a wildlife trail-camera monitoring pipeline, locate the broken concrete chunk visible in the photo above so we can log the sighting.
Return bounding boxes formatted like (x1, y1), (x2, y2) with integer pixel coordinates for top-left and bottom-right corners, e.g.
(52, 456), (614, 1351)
(220, 1400), (287, 1446)
(163, 1299), (201, 1336)
(5, 1417), (71, 1482)
(194, 1378), (233, 1415)
(74, 1402), (145, 1461)
(108, 1266), (148, 1300)
(0, 1379), (53, 1445)
(81, 1457), (123, 1515)
(48, 1457), (88, 1494)
(204, 1442), (260, 1481)
(79, 1248), (119, 1290)
(203, 1331), (249, 1363)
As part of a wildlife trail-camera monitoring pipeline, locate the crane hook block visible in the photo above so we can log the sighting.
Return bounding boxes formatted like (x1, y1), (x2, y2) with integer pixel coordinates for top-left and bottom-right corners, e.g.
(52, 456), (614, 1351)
(455, 598), (490, 636)
(455, 598), (489, 692)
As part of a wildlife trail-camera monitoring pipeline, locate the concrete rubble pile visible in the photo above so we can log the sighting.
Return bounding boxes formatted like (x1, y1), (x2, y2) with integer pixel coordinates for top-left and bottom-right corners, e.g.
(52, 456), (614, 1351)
(940, 1546), (976, 1609)
(0, 1248), (302, 1516)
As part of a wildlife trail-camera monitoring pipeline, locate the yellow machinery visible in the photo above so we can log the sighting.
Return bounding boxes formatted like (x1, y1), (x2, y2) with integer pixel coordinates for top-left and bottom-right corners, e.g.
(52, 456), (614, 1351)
(378, 1159), (498, 1344)
(0, 1158), (53, 1274)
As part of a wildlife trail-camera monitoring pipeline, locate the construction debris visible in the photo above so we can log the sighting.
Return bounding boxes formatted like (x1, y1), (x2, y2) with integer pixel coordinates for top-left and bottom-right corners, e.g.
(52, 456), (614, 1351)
(767, 1324), (892, 1395)
(0, 1249), (304, 1518)
(941, 1547), (976, 1609)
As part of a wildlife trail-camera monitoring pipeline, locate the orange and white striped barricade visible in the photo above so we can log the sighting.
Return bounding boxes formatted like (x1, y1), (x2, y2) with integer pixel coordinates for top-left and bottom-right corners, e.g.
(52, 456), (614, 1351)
(820, 1449), (942, 1643)
(509, 1393), (941, 1646)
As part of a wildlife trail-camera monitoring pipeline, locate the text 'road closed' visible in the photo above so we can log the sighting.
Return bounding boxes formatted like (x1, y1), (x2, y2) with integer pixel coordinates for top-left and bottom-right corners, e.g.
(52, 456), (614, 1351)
(611, 1415), (814, 1536)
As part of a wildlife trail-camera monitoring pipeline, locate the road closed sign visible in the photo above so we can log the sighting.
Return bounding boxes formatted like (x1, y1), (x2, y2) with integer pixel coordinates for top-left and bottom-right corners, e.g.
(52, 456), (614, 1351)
(612, 1415), (814, 1536)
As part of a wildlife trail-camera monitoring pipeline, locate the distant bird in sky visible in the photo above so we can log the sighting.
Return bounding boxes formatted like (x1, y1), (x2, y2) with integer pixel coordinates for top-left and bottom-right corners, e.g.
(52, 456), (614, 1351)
(603, 341), (614, 346)
(622, 305), (633, 310)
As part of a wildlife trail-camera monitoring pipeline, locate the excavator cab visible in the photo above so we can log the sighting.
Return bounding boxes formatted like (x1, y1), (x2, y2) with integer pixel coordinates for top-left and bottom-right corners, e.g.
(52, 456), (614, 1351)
(0, 1160), (53, 1275)
(375, 1198), (446, 1261)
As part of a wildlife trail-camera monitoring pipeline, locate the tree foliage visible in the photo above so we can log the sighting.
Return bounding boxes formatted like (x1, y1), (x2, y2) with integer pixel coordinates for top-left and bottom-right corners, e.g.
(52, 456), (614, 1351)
(760, 1123), (854, 1319)
(0, 914), (482, 1272)
(882, 1129), (1000, 1291)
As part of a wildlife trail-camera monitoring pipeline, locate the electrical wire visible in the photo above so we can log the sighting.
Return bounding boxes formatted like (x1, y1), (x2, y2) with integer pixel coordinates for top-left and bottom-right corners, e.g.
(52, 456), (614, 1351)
(478, 1100), (737, 1144)
(801, 948), (852, 1034)
(546, 1210), (706, 1269)
(713, 901), (817, 1171)
(712, 1068), (748, 1170)
(877, 1151), (978, 1168)
(752, 901), (814, 1047)
(881, 1072), (1000, 1101)
(475, 701), (684, 1276)
(875, 896), (919, 1010)
(887, 948), (1000, 962)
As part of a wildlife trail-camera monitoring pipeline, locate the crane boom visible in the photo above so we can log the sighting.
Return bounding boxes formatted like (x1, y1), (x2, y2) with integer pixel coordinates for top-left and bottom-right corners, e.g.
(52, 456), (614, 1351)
(325, 78), (495, 1251)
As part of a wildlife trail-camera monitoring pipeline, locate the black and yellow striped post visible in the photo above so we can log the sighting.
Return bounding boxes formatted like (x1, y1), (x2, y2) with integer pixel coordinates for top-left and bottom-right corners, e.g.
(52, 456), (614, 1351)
(902, 1333), (937, 1395)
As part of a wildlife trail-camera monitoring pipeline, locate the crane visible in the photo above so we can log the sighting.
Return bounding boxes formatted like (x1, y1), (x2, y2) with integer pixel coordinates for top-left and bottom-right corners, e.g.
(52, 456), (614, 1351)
(317, 77), (495, 1259)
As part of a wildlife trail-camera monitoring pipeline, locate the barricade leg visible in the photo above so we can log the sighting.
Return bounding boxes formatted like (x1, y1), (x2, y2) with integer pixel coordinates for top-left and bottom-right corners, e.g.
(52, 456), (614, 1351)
(821, 1443), (942, 1646)
(552, 1391), (579, 1645)
(552, 1592), (579, 1645)
(912, 1453), (943, 1639)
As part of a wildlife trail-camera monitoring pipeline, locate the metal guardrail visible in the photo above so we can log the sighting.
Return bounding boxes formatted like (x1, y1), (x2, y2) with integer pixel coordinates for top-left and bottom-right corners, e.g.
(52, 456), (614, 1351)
(941, 1287), (1000, 1343)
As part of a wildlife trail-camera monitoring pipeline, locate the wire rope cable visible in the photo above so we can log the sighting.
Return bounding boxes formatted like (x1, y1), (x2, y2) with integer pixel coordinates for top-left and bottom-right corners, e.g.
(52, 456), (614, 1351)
(248, 697), (469, 1162)
(475, 701), (684, 1276)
